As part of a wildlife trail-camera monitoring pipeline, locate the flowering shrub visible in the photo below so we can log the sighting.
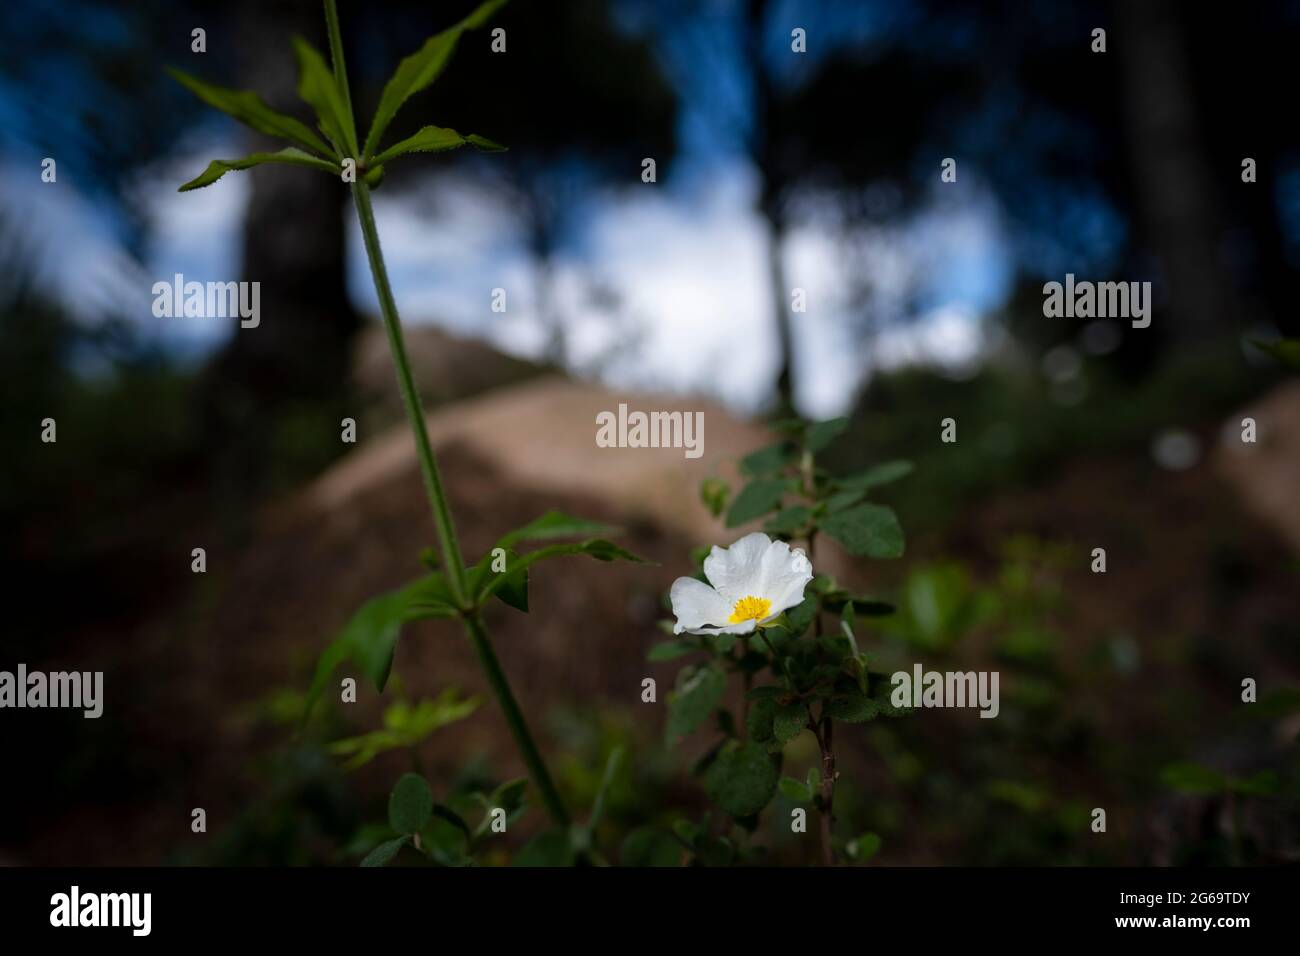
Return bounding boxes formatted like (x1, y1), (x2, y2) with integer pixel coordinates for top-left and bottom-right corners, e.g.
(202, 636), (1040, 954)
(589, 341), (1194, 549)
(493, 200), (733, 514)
(650, 416), (914, 864)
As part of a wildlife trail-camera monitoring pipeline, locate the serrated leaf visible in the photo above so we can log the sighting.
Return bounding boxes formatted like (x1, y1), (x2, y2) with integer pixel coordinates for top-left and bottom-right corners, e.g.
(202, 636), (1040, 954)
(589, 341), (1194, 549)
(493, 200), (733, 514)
(389, 773), (434, 834)
(165, 67), (333, 157)
(363, 0), (509, 159)
(371, 125), (505, 166)
(725, 478), (790, 527)
(704, 742), (778, 817)
(178, 147), (340, 191)
(291, 36), (356, 155)
(666, 664), (726, 743)
(360, 835), (410, 867)
(822, 502), (905, 558)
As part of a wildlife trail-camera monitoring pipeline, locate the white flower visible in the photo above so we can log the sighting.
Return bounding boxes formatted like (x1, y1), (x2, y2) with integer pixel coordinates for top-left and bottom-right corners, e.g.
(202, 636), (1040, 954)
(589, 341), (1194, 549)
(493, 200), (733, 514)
(670, 532), (814, 635)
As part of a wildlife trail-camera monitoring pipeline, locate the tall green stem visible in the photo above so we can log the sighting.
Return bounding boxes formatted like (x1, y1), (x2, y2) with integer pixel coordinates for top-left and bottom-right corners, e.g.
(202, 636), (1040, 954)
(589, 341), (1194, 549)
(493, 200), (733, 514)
(465, 614), (570, 826)
(330, 0), (569, 827)
(350, 181), (469, 604)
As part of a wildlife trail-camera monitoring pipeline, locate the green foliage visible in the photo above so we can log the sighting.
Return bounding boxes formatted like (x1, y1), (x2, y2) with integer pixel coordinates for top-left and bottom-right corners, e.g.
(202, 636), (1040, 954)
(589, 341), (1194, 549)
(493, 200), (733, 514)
(363, 0), (508, 159)
(704, 742), (779, 818)
(328, 690), (480, 769)
(659, 417), (915, 859)
(665, 664), (727, 743)
(1250, 337), (1300, 372)
(169, 0), (510, 190)
(389, 773), (434, 834)
(178, 148), (339, 191)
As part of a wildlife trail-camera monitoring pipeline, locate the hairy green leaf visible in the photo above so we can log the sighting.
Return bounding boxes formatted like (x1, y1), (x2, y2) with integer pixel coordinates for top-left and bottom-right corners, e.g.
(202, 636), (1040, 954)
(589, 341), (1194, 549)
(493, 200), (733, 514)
(666, 664), (726, 743)
(360, 835), (410, 867)
(363, 0), (509, 159)
(177, 147), (339, 191)
(725, 478), (789, 527)
(705, 742), (778, 817)
(497, 509), (617, 548)
(389, 772), (435, 834)
(292, 35), (356, 155)
(822, 502), (905, 558)
(371, 125), (505, 167)
(165, 67), (333, 157)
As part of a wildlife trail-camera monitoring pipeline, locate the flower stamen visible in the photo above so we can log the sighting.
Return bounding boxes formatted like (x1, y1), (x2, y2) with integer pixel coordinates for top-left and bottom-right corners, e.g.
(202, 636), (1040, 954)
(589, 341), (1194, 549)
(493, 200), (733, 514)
(728, 595), (772, 624)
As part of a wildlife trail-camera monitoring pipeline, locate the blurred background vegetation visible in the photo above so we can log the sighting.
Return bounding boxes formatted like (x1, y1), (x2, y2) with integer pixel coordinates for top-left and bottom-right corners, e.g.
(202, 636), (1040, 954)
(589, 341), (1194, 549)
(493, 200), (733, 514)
(0, 0), (1296, 865)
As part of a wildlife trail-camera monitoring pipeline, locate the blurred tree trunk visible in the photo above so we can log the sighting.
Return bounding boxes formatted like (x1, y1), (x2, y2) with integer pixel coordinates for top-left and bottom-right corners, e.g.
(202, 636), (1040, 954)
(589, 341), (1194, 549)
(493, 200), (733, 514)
(1117, 0), (1233, 341)
(199, 0), (359, 513)
(747, 0), (796, 414)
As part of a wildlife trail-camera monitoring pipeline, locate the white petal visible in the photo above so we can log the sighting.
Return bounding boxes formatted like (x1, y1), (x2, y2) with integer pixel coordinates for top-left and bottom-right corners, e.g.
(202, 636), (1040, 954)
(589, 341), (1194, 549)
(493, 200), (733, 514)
(703, 531), (775, 603)
(669, 577), (734, 634)
(759, 542), (814, 616)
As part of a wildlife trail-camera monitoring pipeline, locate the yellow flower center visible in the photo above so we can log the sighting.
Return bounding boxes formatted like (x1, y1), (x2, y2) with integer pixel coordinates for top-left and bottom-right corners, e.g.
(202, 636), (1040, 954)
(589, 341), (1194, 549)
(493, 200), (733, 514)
(728, 595), (772, 624)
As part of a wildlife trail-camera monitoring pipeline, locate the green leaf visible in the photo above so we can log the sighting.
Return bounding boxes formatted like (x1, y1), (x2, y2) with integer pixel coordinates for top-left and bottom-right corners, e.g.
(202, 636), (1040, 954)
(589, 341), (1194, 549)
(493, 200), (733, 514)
(744, 685), (786, 701)
(1160, 762), (1226, 795)
(665, 664), (727, 743)
(822, 502), (905, 558)
(498, 510), (618, 548)
(779, 776), (813, 802)
(476, 538), (647, 605)
(835, 460), (914, 490)
(747, 696), (776, 744)
(512, 827), (575, 867)
(827, 674), (910, 722)
(845, 832), (881, 862)
(363, 0), (509, 159)
(700, 477), (731, 518)
(165, 67), (333, 157)
(1229, 770), (1280, 797)
(389, 773), (435, 834)
(291, 35), (356, 155)
(1250, 337), (1300, 371)
(328, 690), (480, 769)
(726, 478), (790, 527)
(647, 640), (697, 662)
(178, 147), (339, 191)
(371, 125), (505, 167)
(765, 505), (813, 535)
(772, 702), (808, 745)
(704, 742), (778, 817)
(740, 442), (793, 477)
(805, 416), (849, 453)
(620, 827), (682, 867)
(360, 835), (410, 867)
(303, 574), (459, 722)
(587, 746), (624, 832)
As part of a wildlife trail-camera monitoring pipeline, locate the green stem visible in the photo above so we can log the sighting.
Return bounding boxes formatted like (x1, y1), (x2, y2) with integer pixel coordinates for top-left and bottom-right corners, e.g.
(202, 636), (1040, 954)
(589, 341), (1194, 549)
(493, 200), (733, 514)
(350, 181), (469, 605)
(331, 0), (569, 832)
(323, 0), (356, 147)
(465, 614), (570, 826)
